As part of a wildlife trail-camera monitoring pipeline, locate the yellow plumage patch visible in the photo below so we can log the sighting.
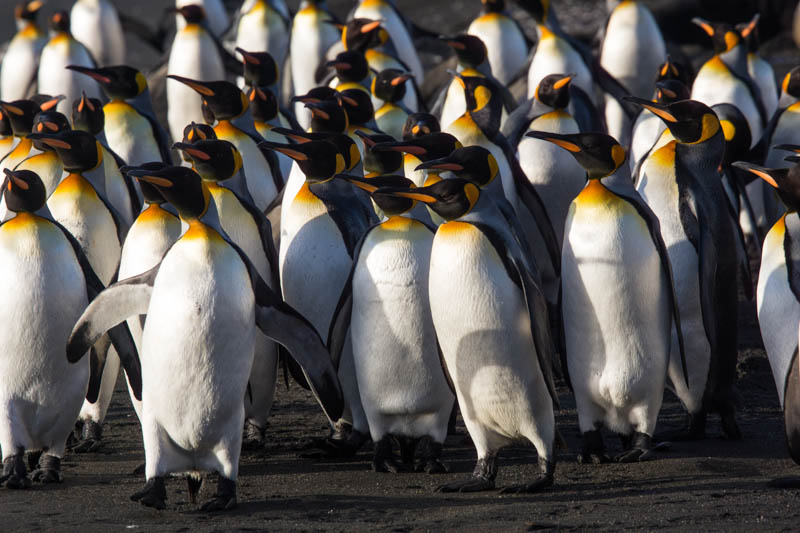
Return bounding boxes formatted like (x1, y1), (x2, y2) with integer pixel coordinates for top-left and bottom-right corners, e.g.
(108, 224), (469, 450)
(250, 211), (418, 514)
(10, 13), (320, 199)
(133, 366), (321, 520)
(381, 216), (414, 231)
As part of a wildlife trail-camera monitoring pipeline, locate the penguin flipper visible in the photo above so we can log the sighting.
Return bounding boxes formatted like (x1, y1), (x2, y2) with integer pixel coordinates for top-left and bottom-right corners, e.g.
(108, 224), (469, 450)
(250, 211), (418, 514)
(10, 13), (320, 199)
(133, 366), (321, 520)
(783, 215), (800, 302)
(501, 98), (534, 149)
(86, 335), (111, 404)
(237, 192), (281, 292)
(601, 174), (690, 387)
(721, 171), (755, 300)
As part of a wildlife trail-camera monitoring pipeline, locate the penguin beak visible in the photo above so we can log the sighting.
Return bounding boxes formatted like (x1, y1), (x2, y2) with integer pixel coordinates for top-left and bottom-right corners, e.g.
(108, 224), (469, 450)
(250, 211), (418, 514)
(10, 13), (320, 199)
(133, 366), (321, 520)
(128, 170), (175, 188)
(774, 144), (800, 154)
(374, 186), (438, 204)
(0, 101), (24, 116)
(623, 96), (678, 122)
(325, 60), (351, 70)
(353, 129), (377, 147)
(552, 75), (573, 90)
(258, 141), (309, 161)
(270, 126), (313, 144)
(235, 47), (260, 65)
(786, 155), (800, 164)
(660, 56), (679, 78)
(305, 102), (330, 120)
(291, 94), (320, 104)
(692, 17), (715, 37)
(441, 37), (466, 50)
(167, 75), (215, 97)
(415, 157), (463, 172)
(66, 65), (111, 85)
(525, 131), (582, 152)
(732, 162), (779, 188)
(391, 74), (412, 86)
(337, 93), (358, 107)
(27, 133), (71, 149)
(370, 141), (426, 155)
(333, 173), (379, 193)
(77, 92), (95, 113)
(4, 169), (29, 191)
(360, 20), (382, 34)
(38, 95), (65, 112)
(172, 142), (211, 161)
(27, 1), (44, 13)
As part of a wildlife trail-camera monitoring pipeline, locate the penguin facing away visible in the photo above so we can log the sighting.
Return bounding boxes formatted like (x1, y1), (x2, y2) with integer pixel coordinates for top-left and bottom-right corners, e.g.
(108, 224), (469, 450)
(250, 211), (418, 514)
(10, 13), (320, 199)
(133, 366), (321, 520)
(66, 165), (343, 511)
(70, 0), (125, 67)
(1, 1), (46, 101)
(466, 0), (528, 86)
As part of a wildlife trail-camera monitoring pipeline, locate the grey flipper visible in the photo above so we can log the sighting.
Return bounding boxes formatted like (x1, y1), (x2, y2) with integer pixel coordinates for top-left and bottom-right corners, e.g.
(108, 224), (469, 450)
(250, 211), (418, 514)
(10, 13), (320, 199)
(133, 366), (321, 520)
(309, 178), (378, 256)
(784, 214), (800, 302)
(601, 171), (689, 386)
(87, 336), (111, 403)
(131, 89), (174, 164)
(501, 98), (534, 149)
(720, 170), (754, 300)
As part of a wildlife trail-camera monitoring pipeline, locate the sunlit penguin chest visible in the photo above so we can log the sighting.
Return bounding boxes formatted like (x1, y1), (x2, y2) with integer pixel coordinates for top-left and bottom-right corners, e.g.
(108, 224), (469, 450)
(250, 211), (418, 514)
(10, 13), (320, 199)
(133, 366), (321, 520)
(119, 205), (181, 279)
(375, 103), (407, 140)
(1, 138), (34, 173)
(215, 121), (277, 210)
(236, 1), (286, 53)
(104, 100), (160, 163)
(766, 104), (800, 168)
(528, 36), (593, 100)
(16, 150), (63, 198)
(467, 13), (527, 84)
(440, 67), (482, 130)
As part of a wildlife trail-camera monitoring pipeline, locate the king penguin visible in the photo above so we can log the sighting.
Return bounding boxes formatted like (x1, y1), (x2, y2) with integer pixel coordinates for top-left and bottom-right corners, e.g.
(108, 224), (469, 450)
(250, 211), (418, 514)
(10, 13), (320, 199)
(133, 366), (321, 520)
(371, 69), (413, 140)
(175, 0), (229, 38)
(66, 164), (343, 511)
(630, 96), (741, 440)
(234, 0), (290, 85)
(529, 130), (686, 462)
(737, 14), (778, 122)
(70, 0), (125, 67)
(466, 0), (528, 86)
(1, 1), (46, 101)
(12, 110), (71, 204)
(377, 178), (559, 493)
(0, 168), (140, 489)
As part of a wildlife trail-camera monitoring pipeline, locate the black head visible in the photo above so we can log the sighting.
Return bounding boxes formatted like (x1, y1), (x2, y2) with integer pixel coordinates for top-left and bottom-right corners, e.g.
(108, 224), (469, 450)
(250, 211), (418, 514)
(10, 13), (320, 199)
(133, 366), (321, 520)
(377, 178), (481, 220)
(455, 74), (502, 134)
(173, 139), (242, 182)
(415, 145), (499, 187)
(49, 11), (70, 33)
(625, 97), (721, 145)
(0, 109), (12, 137)
(337, 174), (417, 215)
(30, 94), (65, 113)
(655, 55), (691, 86)
(259, 139), (346, 182)
(0, 99), (43, 136)
(355, 130), (403, 174)
(732, 160), (800, 212)
(403, 113), (440, 140)
(248, 86), (278, 122)
(338, 88), (373, 126)
(735, 13), (760, 53)
(525, 131), (626, 179)
(693, 17), (742, 54)
(372, 132), (463, 162)
(342, 18), (389, 52)
(168, 76), (248, 120)
(15, 1), (43, 22)
(781, 66), (800, 99)
(182, 121), (217, 142)
(535, 73), (573, 109)
(291, 86), (338, 105)
(654, 80), (690, 105)
(441, 34), (488, 69)
(237, 48), (279, 87)
(175, 4), (206, 24)
(371, 69), (411, 103)
(66, 65), (147, 100)
(273, 130), (361, 172)
(515, 0), (549, 23)
(712, 103), (751, 168)
(481, 0), (505, 13)
(71, 92), (104, 135)
(121, 162), (168, 205)
(27, 130), (100, 172)
(3, 168), (46, 213)
(306, 100), (349, 133)
(326, 51), (369, 83)
(32, 110), (70, 150)
(129, 166), (207, 220)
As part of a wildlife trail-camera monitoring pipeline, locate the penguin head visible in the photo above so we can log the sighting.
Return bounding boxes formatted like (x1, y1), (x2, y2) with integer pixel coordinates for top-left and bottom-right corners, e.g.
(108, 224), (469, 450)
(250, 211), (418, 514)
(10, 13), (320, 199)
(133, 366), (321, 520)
(292, 86), (338, 106)
(3, 168), (46, 213)
(535, 73), (573, 109)
(625, 97), (721, 145)
(371, 69), (412, 104)
(692, 18), (742, 54)
(65, 65), (148, 100)
(453, 74), (502, 134)
(129, 166), (207, 221)
(781, 67), (800, 100)
(173, 140), (242, 183)
(120, 162), (168, 205)
(338, 88), (374, 126)
(31, 94), (65, 113)
(338, 174), (418, 215)
(441, 34), (488, 69)
(480, 0), (505, 14)
(735, 13), (761, 53)
(236, 48), (279, 88)
(355, 130), (403, 174)
(342, 18), (389, 52)
(372, 132), (463, 162)
(27, 130), (101, 172)
(270, 128), (362, 173)
(31, 110), (71, 150)
(181, 122), (217, 162)
(0, 99), (43, 136)
(167, 76), (248, 121)
(305, 99), (349, 133)
(15, 1), (43, 25)
(516, 0), (549, 23)
(654, 80), (690, 105)
(415, 145), (499, 187)
(712, 103), (751, 168)
(71, 92), (104, 135)
(248, 86), (278, 123)
(259, 140), (345, 183)
(733, 158), (800, 212)
(403, 113), (440, 140)
(655, 55), (691, 86)
(49, 11), (70, 34)
(174, 4), (207, 24)
(525, 131), (626, 179)
(376, 178), (481, 221)
(325, 51), (369, 83)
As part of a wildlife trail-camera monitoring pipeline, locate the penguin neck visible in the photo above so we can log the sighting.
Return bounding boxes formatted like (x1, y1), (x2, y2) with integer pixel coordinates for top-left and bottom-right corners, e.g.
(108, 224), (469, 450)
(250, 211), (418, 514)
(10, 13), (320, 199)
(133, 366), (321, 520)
(183, 186), (228, 239)
(129, 89), (155, 115)
(675, 132), (724, 180)
(79, 147), (107, 197)
(18, 22), (42, 38)
(719, 45), (748, 77)
(229, 108), (259, 137)
(381, 213), (415, 231)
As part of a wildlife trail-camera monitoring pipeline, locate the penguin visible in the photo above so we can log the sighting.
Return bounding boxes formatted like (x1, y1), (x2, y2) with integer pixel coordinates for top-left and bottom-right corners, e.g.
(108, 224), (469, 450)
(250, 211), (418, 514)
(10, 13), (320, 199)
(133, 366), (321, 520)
(66, 164), (343, 511)
(290, 0), (340, 129)
(370, 132), (462, 187)
(66, 65), (172, 165)
(0, 108), (19, 161)
(175, 0), (230, 38)
(37, 12), (102, 117)
(12, 110), (71, 203)
(168, 76), (283, 212)
(261, 138), (376, 456)
(763, 67), (800, 169)
(732, 158), (800, 488)
(327, 173), (453, 473)
(403, 112), (440, 141)
(371, 69), (413, 140)
(435, 34), (488, 130)
(527, 23), (593, 106)
(466, 0), (528, 86)
(377, 178), (558, 493)
(234, 0), (290, 85)
(174, 138), (281, 446)
(339, 87), (381, 154)
(599, 0), (666, 146)
(325, 50), (371, 95)
(629, 96), (741, 440)
(736, 14), (779, 122)
(528, 130), (686, 462)
(353, 130), (403, 177)
(1, 1), (46, 101)
(0, 168), (140, 489)
(70, 0), (125, 67)
(166, 5), (225, 143)
(246, 83), (293, 178)
(0, 98), (49, 178)
(237, 47), (301, 134)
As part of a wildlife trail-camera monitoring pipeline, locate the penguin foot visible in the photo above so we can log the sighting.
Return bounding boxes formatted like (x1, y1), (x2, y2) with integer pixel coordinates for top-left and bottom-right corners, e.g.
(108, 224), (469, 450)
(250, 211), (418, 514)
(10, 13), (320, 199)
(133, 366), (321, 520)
(72, 420), (103, 453)
(414, 436), (448, 474)
(500, 458), (555, 494)
(241, 420), (266, 450)
(200, 477), (236, 512)
(299, 429), (369, 459)
(615, 432), (655, 463)
(767, 476), (800, 489)
(131, 476), (167, 510)
(131, 462), (146, 476)
(186, 473), (203, 504)
(27, 450), (42, 472)
(577, 429), (610, 465)
(31, 454), (62, 484)
(1, 453), (30, 489)
(372, 436), (407, 473)
(436, 454), (497, 493)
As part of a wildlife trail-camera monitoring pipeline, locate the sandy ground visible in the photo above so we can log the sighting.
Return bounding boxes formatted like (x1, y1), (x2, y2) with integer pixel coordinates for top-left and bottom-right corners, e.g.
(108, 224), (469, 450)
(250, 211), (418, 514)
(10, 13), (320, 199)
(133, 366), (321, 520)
(1, 0), (800, 531)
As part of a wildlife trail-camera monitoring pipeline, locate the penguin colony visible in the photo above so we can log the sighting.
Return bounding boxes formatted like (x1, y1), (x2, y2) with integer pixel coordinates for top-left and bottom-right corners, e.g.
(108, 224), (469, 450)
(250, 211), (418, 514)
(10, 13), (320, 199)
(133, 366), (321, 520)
(0, 0), (799, 512)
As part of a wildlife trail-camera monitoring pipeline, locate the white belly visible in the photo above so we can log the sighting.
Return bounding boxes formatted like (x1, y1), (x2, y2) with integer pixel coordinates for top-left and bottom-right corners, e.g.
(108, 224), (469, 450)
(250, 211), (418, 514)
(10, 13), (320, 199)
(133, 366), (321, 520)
(235, 2), (289, 69)
(1, 34), (44, 101)
(630, 111), (666, 176)
(528, 36), (593, 102)
(37, 37), (103, 116)
(749, 55), (778, 120)
(467, 14), (528, 85)
(70, 0), (125, 66)
(104, 101), (162, 166)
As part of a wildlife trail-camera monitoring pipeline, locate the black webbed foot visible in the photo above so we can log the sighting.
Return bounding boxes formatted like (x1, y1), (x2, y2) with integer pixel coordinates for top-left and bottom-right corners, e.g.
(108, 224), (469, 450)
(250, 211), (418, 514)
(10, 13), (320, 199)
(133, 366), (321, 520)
(130, 476), (167, 510)
(500, 457), (555, 494)
(577, 429), (610, 465)
(200, 476), (236, 512)
(1, 453), (29, 489)
(31, 454), (62, 484)
(414, 436), (448, 474)
(436, 454), (496, 493)
(372, 436), (407, 473)
(72, 420), (104, 453)
(241, 420), (266, 450)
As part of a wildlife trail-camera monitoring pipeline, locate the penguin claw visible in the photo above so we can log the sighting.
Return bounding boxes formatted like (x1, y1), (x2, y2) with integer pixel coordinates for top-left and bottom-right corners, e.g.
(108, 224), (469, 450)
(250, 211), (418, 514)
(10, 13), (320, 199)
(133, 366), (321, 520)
(436, 476), (495, 493)
(1, 454), (29, 489)
(31, 468), (62, 484)
(372, 455), (407, 473)
(200, 494), (237, 512)
(241, 421), (267, 450)
(416, 459), (449, 474)
(2, 474), (31, 489)
(72, 439), (103, 453)
(577, 453), (610, 465)
(131, 477), (167, 510)
(499, 474), (554, 494)
(72, 420), (104, 453)
(615, 448), (654, 463)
